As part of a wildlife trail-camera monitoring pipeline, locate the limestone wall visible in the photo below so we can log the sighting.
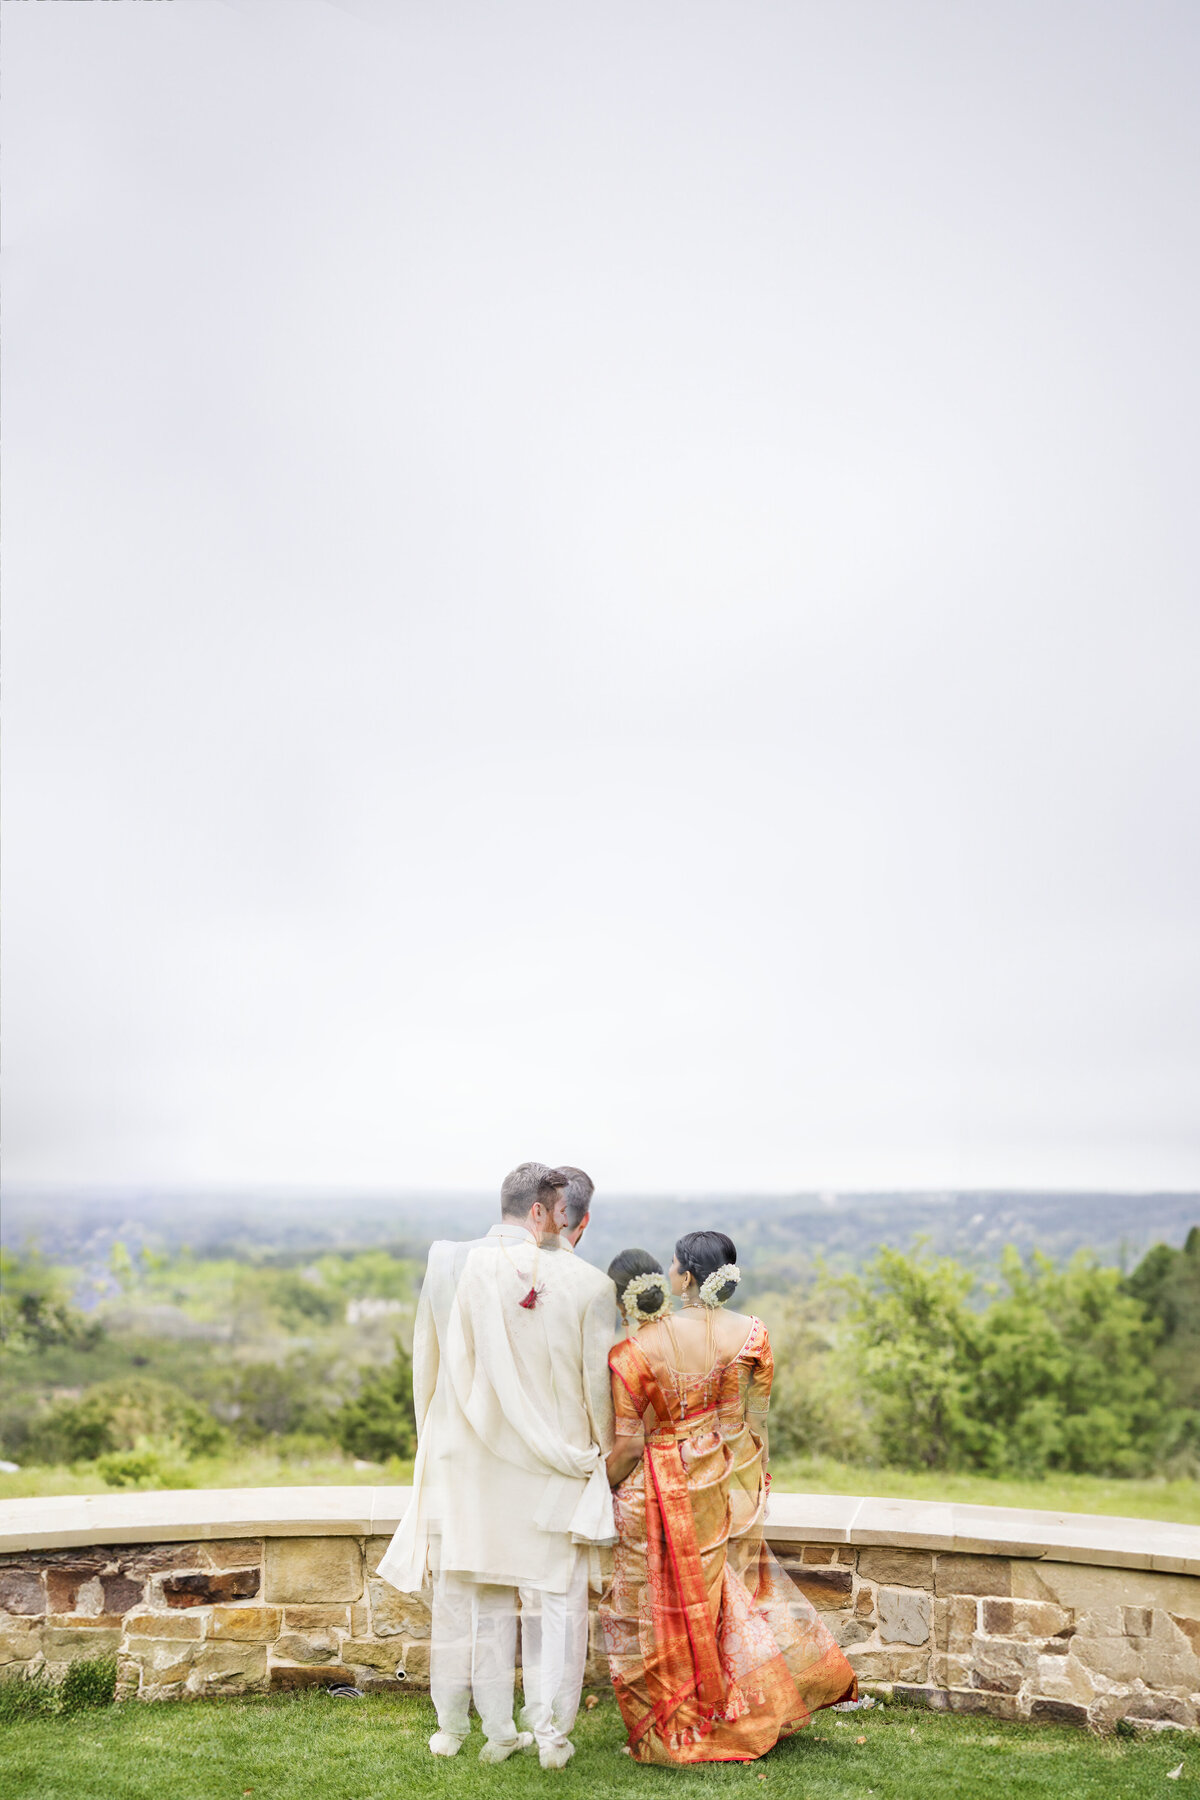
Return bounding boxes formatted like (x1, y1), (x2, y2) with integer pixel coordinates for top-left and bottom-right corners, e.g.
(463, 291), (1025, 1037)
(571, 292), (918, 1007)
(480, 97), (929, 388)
(2, 1489), (1198, 1733)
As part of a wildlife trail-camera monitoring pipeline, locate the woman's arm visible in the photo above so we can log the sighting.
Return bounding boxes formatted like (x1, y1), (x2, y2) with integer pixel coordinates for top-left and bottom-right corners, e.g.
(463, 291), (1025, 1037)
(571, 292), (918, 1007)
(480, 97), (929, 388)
(606, 1423), (645, 1487)
(606, 1349), (648, 1486)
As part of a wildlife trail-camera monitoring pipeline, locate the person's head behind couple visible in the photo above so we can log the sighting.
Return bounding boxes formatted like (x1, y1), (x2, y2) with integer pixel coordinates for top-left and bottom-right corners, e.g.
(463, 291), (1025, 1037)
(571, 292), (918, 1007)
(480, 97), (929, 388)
(500, 1161), (595, 1248)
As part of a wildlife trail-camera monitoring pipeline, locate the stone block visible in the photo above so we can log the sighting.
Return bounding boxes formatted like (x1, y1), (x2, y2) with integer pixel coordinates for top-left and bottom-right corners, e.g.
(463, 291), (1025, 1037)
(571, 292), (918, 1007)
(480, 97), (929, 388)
(365, 1580), (431, 1639)
(845, 1645), (929, 1682)
(981, 1598), (1072, 1642)
(1011, 1561), (1200, 1619)
(939, 1595), (978, 1653)
(1033, 1653), (1097, 1707)
(856, 1549), (935, 1590)
(42, 1624), (122, 1661)
(363, 1537), (394, 1576)
(930, 1654), (972, 1688)
(1170, 1613), (1200, 1655)
(855, 1586), (876, 1619)
(133, 1638), (201, 1679)
(195, 1541), (263, 1572)
(1123, 1692), (1197, 1727)
(1139, 1641), (1200, 1690)
(948, 1689), (1020, 1721)
(124, 1611), (204, 1640)
(0, 1621), (41, 1664)
(115, 1655), (141, 1700)
(162, 1570), (260, 1608)
(0, 1570), (44, 1616)
(878, 1587), (932, 1646)
(282, 1605), (349, 1632)
(273, 1631), (339, 1665)
(269, 1661), (355, 1691)
(970, 1635), (1040, 1694)
(120, 1545), (206, 1578)
(934, 1556), (1011, 1598)
(187, 1643), (268, 1695)
(1029, 1697), (1089, 1729)
(398, 1640), (430, 1682)
(104, 1576), (144, 1614)
(1072, 1635), (1141, 1683)
(47, 1569), (106, 1615)
(1122, 1605), (1153, 1638)
(837, 1618), (873, 1647)
(209, 1607), (282, 1641)
(263, 1538), (362, 1605)
(341, 1638), (405, 1675)
(892, 1683), (949, 1711)
(790, 1566), (852, 1608)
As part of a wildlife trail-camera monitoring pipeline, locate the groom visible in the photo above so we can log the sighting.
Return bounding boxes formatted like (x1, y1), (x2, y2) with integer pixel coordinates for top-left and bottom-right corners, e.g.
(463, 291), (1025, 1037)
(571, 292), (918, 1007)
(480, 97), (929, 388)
(376, 1162), (616, 1770)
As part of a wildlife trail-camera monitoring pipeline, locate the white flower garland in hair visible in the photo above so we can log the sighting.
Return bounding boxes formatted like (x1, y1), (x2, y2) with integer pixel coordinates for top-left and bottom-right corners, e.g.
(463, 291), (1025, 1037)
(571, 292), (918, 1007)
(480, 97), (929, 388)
(698, 1263), (741, 1308)
(621, 1271), (671, 1320)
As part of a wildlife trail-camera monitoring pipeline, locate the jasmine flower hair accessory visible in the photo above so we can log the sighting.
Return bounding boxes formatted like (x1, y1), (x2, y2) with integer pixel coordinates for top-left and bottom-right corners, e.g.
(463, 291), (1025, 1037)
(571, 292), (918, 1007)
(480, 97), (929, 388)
(698, 1263), (741, 1308)
(621, 1270), (672, 1321)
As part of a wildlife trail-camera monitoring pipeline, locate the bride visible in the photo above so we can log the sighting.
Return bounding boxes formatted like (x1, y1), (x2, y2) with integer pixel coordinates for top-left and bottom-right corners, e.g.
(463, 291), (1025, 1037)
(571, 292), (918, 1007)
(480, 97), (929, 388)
(599, 1230), (856, 1764)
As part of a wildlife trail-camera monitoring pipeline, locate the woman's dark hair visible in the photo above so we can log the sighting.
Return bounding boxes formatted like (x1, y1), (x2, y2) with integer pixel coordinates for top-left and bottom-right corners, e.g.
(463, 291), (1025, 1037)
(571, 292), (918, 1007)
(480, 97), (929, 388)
(674, 1230), (738, 1304)
(607, 1248), (667, 1317)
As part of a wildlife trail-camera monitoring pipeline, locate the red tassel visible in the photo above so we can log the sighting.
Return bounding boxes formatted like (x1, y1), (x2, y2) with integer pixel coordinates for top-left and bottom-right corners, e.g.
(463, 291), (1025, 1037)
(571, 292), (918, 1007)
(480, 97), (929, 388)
(519, 1285), (542, 1309)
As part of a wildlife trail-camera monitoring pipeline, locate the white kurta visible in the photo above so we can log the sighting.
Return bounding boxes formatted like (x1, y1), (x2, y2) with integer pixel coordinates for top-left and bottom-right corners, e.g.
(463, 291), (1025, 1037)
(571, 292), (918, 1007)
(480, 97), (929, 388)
(377, 1223), (616, 1597)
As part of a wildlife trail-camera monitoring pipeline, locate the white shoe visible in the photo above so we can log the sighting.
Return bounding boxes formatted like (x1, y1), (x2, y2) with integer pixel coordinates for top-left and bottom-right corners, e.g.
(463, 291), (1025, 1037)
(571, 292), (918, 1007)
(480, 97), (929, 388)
(539, 1740), (576, 1771)
(479, 1731), (534, 1764)
(429, 1730), (466, 1756)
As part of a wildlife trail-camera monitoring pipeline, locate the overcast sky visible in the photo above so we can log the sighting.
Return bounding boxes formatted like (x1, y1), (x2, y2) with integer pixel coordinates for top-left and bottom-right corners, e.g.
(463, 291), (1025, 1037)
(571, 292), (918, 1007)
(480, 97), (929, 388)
(4, 0), (1198, 1198)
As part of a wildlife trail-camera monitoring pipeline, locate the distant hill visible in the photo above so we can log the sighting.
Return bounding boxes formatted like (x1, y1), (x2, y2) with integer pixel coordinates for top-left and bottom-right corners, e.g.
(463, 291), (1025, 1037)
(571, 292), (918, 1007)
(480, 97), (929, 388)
(5, 1188), (1197, 1294)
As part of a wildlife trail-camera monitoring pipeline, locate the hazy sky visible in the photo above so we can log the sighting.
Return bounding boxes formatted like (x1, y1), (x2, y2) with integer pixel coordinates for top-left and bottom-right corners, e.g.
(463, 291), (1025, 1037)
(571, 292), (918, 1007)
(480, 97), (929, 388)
(5, 0), (1198, 1196)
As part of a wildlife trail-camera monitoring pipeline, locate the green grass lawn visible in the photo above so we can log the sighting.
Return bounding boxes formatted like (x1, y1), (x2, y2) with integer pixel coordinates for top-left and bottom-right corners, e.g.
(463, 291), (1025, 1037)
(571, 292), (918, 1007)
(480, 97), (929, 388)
(1, 1689), (1194, 1800)
(4, 1451), (1199, 1525)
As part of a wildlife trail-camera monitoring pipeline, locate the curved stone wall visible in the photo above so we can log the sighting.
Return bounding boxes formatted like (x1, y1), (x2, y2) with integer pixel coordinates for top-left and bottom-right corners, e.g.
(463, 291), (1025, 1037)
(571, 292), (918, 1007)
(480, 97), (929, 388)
(1, 1489), (1197, 1732)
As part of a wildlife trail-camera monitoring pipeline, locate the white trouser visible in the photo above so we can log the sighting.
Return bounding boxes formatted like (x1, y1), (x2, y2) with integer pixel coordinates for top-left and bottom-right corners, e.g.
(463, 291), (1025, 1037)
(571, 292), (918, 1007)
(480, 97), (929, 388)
(517, 1546), (590, 1751)
(430, 1550), (589, 1751)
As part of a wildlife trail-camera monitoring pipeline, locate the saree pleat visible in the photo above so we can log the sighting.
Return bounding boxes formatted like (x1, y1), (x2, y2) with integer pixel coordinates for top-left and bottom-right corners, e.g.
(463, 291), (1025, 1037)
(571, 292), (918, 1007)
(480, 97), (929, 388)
(600, 1322), (856, 1764)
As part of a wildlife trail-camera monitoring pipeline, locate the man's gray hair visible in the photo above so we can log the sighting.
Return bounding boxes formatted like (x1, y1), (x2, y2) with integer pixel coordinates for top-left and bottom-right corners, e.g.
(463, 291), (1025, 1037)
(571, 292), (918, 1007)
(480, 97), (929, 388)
(556, 1165), (594, 1231)
(500, 1162), (568, 1220)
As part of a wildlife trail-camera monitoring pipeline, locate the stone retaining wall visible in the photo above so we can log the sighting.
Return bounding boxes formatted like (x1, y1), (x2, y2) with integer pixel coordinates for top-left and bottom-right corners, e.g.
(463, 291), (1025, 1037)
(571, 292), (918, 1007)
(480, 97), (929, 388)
(3, 1520), (1199, 1732)
(2, 1490), (1200, 1728)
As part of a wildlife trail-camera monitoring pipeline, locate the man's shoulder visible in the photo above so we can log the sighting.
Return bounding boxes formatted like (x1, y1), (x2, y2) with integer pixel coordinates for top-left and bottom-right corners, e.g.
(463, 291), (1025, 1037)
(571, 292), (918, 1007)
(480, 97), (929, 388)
(551, 1253), (615, 1300)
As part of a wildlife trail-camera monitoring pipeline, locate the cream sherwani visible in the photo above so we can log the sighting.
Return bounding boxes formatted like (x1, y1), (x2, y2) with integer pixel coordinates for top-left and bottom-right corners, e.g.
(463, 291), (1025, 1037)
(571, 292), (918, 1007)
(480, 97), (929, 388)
(376, 1223), (615, 1752)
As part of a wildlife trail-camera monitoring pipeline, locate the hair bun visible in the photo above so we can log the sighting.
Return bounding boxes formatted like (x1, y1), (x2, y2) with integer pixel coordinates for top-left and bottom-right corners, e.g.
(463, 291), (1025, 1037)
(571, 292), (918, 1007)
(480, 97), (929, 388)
(622, 1270), (671, 1320)
(698, 1262), (740, 1308)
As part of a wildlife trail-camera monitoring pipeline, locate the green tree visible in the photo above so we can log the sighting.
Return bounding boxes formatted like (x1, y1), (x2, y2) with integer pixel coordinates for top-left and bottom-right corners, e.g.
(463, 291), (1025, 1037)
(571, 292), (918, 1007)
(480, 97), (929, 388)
(335, 1339), (416, 1463)
(1125, 1227), (1200, 1414)
(842, 1243), (1174, 1477)
(843, 1245), (983, 1469)
(0, 1250), (104, 1355)
(25, 1378), (224, 1465)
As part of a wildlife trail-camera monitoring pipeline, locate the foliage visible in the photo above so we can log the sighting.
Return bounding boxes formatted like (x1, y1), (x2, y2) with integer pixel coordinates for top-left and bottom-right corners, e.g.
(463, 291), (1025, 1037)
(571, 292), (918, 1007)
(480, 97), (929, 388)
(0, 1656), (116, 1721)
(222, 1353), (342, 1442)
(23, 1377), (225, 1466)
(1125, 1226), (1200, 1416)
(757, 1282), (869, 1463)
(94, 1448), (195, 1489)
(0, 1250), (104, 1355)
(839, 1244), (1177, 1477)
(335, 1337), (417, 1463)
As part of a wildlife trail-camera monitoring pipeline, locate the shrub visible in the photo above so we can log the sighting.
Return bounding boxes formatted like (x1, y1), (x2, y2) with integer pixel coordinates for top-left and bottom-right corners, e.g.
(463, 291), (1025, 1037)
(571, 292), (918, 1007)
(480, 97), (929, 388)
(0, 1656), (116, 1720)
(24, 1378), (224, 1466)
(95, 1446), (195, 1489)
(336, 1338), (416, 1463)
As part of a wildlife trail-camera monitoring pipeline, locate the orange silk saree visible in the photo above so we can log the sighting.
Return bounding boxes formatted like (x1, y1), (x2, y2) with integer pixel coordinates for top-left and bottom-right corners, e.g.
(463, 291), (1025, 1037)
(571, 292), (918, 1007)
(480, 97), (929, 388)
(599, 1319), (855, 1764)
